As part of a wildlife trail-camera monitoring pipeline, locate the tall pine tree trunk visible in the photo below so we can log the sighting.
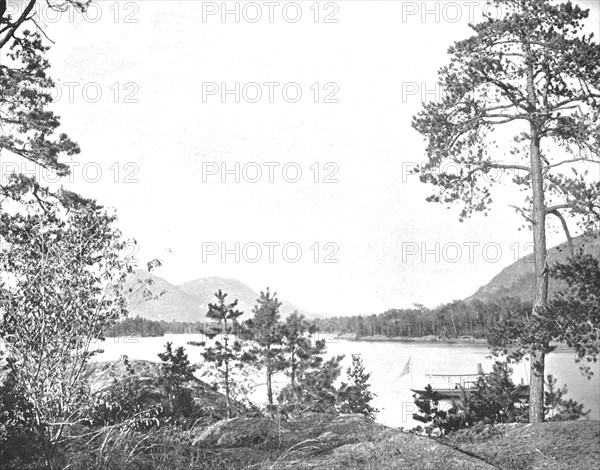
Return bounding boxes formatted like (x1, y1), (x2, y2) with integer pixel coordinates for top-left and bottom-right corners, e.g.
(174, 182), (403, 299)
(266, 343), (274, 408)
(266, 362), (274, 415)
(291, 350), (296, 388)
(527, 61), (548, 422)
(225, 358), (232, 418)
(224, 327), (232, 418)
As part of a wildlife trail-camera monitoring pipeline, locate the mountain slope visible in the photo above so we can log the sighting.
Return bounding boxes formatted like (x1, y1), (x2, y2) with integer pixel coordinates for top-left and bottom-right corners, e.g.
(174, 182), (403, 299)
(179, 277), (310, 318)
(467, 234), (599, 303)
(126, 271), (203, 322)
(128, 272), (313, 322)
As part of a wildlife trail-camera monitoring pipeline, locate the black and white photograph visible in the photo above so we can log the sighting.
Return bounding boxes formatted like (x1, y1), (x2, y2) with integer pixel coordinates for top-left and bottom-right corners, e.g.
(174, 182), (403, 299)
(0, 0), (599, 468)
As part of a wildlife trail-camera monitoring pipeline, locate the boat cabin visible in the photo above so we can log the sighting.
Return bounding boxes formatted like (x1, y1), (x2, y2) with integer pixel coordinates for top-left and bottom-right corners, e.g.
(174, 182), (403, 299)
(411, 364), (529, 401)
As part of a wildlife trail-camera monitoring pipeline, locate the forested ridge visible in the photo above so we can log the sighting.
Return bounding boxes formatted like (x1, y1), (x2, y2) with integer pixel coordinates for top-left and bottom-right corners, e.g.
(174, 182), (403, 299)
(314, 297), (527, 340)
(104, 317), (204, 337)
(108, 297), (527, 341)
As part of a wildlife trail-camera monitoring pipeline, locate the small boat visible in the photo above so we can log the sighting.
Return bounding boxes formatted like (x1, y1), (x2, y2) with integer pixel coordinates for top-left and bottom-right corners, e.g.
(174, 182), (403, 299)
(410, 364), (529, 401)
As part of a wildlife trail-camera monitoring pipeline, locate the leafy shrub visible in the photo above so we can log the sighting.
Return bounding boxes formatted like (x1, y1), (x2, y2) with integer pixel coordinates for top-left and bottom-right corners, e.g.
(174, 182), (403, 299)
(0, 360), (37, 466)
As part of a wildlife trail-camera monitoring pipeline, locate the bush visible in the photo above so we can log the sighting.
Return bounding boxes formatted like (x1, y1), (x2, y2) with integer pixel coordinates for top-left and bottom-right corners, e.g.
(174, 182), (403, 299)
(0, 362), (37, 466)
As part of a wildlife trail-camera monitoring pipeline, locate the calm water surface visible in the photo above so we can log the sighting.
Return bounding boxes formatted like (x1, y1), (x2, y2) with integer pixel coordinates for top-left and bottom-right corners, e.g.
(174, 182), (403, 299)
(95, 335), (600, 428)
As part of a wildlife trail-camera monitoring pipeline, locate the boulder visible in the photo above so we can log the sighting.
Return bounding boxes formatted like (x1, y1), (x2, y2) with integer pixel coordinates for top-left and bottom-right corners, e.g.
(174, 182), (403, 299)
(192, 416), (284, 448)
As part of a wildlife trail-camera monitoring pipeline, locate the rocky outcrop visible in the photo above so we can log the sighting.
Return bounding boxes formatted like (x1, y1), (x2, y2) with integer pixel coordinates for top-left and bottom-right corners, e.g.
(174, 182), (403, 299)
(192, 416), (283, 447)
(88, 358), (243, 418)
(190, 413), (498, 469)
(275, 432), (497, 470)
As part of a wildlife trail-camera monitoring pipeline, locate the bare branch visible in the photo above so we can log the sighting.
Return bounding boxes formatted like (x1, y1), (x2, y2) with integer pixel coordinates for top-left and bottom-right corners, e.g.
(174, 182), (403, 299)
(543, 157), (599, 170)
(545, 203), (575, 213)
(0, 0), (36, 49)
(547, 209), (574, 257)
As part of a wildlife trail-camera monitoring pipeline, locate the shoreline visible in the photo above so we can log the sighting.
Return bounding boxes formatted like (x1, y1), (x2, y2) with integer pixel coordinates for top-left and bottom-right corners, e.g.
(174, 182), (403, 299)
(334, 334), (579, 352)
(100, 332), (580, 352)
(334, 333), (489, 345)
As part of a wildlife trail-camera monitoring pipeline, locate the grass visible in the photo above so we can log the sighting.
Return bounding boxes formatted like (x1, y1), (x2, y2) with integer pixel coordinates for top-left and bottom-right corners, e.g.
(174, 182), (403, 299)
(4, 417), (598, 469)
(442, 420), (600, 470)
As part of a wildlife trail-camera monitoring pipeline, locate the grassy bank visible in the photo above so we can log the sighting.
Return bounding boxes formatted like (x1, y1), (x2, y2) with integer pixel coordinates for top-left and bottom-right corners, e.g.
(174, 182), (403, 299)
(37, 418), (600, 470)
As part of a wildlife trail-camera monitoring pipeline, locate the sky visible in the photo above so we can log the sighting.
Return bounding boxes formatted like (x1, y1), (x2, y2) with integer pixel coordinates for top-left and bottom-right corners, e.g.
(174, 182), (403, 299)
(2, 0), (599, 316)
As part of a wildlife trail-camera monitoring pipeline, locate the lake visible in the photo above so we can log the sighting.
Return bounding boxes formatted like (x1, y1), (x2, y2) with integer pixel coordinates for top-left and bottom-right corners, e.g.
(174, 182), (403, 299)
(94, 334), (600, 428)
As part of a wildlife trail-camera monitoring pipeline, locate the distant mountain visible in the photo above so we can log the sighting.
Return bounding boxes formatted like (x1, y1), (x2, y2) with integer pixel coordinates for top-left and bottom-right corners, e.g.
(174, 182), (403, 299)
(466, 234), (599, 303)
(125, 271), (202, 322)
(127, 272), (313, 322)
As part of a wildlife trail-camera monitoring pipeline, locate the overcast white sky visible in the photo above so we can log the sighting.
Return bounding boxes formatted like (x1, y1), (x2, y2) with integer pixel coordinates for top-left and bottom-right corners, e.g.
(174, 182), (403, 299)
(4, 0), (599, 315)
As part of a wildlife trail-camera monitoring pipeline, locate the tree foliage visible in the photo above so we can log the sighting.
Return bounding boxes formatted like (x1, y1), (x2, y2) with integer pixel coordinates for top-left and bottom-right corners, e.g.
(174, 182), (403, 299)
(467, 361), (529, 424)
(413, 385), (469, 436)
(0, 202), (136, 466)
(0, 355), (35, 464)
(280, 311), (327, 389)
(545, 251), (600, 373)
(413, 361), (587, 436)
(277, 312), (343, 417)
(317, 296), (530, 340)
(0, 2), (91, 211)
(157, 342), (197, 423)
(544, 373), (590, 421)
(489, 249), (600, 377)
(411, 0), (600, 421)
(412, 0), (599, 222)
(338, 354), (378, 419)
(191, 290), (247, 418)
(104, 316), (166, 338)
(281, 354), (344, 416)
(243, 288), (285, 411)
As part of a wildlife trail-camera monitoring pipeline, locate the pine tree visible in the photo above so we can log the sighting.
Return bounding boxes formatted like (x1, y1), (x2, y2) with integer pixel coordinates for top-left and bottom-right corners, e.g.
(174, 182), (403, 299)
(281, 311), (318, 389)
(157, 342), (196, 420)
(469, 362), (527, 424)
(338, 354), (378, 419)
(190, 290), (245, 418)
(290, 355), (344, 415)
(544, 374), (589, 421)
(278, 312), (343, 415)
(243, 288), (285, 413)
(1, 3), (86, 213)
(412, 385), (467, 436)
(157, 342), (196, 392)
(412, 0), (600, 422)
